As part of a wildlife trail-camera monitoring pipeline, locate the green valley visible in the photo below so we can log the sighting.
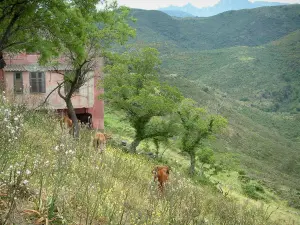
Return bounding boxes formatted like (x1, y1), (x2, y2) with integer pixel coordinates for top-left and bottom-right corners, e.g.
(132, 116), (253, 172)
(126, 4), (300, 211)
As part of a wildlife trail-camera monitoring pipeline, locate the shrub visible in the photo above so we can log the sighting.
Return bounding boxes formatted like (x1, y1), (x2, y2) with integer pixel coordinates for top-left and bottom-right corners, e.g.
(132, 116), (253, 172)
(242, 183), (265, 200)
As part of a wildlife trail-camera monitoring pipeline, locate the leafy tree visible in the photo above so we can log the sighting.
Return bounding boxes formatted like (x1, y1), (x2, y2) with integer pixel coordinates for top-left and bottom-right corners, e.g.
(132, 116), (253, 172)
(103, 47), (183, 152)
(177, 98), (227, 174)
(0, 0), (77, 67)
(197, 146), (215, 175)
(52, 2), (135, 138)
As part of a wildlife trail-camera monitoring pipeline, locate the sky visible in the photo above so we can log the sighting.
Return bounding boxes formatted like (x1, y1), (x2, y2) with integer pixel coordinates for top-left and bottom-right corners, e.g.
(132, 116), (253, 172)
(115, 0), (300, 10)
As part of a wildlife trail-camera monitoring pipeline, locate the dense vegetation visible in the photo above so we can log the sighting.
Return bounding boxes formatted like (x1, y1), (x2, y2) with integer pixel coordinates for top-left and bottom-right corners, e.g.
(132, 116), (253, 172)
(127, 5), (300, 210)
(162, 30), (300, 113)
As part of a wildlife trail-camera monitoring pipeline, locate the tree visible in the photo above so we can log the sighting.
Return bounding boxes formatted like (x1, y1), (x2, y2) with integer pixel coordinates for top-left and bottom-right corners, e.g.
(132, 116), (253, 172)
(197, 147), (215, 176)
(0, 0), (76, 67)
(177, 98), (227, 175)
(50, 1), (135, 138)
(103, 47), (183, 152)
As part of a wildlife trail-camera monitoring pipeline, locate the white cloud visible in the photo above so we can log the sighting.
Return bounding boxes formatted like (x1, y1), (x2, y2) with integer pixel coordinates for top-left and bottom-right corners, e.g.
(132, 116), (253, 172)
(115, 0), (300, 10)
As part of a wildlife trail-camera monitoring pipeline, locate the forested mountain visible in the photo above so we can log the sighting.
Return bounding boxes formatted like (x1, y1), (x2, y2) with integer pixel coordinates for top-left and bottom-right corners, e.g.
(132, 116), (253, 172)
(130, 5), (300, 51)
(159, 0), (287, 17)
(128, 5), (300, 209)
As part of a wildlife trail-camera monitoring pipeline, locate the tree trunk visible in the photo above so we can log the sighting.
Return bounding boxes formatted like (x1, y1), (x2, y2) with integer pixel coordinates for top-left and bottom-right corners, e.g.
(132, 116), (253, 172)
(154, 138), (159, 158)
(189, 152), (196, 175)
(66, 99), (79, 139)
(130, 138), (141, 153)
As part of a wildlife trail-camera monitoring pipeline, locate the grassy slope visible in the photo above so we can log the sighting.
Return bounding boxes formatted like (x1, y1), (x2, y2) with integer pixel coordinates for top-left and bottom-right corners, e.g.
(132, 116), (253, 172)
(164, 76), (300, 207)
(104, 103), (300, 223)
(2, 104), (297, 224)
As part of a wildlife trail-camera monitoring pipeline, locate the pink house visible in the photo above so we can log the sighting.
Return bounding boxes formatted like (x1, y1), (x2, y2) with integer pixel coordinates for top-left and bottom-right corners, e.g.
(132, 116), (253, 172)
(1, 53), (104, 130)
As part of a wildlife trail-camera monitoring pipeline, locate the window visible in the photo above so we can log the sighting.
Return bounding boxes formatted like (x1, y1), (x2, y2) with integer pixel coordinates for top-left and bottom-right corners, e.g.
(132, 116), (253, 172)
(14, 72), (23, 94)
(30, 72), (46, 93)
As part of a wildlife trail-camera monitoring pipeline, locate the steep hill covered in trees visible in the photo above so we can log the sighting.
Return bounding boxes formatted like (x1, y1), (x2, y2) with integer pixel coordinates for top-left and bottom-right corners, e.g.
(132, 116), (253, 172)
(130, 5), (300, 51)
(127, 5), (300, 209)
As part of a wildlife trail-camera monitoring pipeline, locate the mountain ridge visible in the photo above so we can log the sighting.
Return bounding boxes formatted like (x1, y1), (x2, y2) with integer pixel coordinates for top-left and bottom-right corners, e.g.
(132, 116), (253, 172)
(159, 0), (288, 17)
(130, 5), (300, 51)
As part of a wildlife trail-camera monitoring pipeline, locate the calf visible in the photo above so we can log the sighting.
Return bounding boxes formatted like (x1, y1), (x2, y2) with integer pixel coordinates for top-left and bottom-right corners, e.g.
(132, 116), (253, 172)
(93, 132), (112, 153)
(76, 113), (92, 128)
(60, 115), (73, 134)
(152, 165), (170, 193)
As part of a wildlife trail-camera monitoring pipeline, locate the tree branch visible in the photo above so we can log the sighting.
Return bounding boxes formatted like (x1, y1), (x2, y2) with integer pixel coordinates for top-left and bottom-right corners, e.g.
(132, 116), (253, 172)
(57, 81), (67, 101)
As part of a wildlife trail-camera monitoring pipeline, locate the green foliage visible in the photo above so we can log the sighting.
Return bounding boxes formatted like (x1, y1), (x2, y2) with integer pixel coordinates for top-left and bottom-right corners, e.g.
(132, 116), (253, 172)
(242, 182), (266, 200)
(197, 147), (215, 166)
(176, 98), (227, 174)
(103, 47), (183, 152)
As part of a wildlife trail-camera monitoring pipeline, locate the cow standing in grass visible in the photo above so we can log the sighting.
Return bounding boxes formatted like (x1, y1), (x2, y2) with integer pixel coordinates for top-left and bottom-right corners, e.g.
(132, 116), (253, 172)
(93, 132), (112, 153)
(76, 113), (92, 129)
(152, 165), (170, 193)
(60, 115), (73, 135)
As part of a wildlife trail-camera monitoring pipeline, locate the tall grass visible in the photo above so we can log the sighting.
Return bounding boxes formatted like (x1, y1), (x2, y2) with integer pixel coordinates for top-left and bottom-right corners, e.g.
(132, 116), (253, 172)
(0, 94), (293, 224)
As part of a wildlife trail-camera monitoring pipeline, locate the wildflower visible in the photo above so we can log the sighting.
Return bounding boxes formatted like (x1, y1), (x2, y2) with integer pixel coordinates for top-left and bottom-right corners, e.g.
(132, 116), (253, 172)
(25, 169), (31, 175)
(16, 171), (21, 175)
(23, 180), (29, 185)
(14, 117), (18, 121)
(54, 146), (59, 151)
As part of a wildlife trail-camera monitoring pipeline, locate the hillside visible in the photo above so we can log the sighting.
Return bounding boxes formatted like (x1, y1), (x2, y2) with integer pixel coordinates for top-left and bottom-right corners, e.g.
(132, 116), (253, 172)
(2, 96), (299, 224)
(126, 5), (300, 211)
(162, 30), (300, 113)
(162, 76), (300, 207)
(130, 5), (300, 51)
(159, 0), (286, 17)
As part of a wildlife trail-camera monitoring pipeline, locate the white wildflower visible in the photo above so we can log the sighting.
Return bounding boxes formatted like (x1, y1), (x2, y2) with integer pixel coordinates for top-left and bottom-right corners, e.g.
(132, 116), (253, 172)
(16, 171), (21, 175)
(25, 169), (31, 175)
(23, 180), (29, 185)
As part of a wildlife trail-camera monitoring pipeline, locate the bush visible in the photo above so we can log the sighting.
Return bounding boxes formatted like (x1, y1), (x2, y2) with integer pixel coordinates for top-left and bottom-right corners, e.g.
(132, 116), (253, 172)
(240, 97), (250, 101)
(242, 183), (265, 200)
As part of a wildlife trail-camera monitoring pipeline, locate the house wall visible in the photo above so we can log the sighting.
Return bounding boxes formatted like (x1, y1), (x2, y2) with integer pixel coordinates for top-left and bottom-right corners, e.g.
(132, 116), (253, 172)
(4, 71), (94, 109)
(3, 53), (104, 130)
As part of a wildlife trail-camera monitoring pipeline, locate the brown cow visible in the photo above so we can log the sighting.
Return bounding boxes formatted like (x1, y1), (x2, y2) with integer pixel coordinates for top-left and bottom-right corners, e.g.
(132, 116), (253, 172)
(60, 115), (73, 134)
(152, 165), (170, 193)
(93, 132), (112, 153)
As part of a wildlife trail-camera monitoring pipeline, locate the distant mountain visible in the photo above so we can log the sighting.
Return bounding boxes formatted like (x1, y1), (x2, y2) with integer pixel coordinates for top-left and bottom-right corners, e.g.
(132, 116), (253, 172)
(159, 0), (287, 17)
(159, 10), (195, 18)
(130, 5), (300, 51)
